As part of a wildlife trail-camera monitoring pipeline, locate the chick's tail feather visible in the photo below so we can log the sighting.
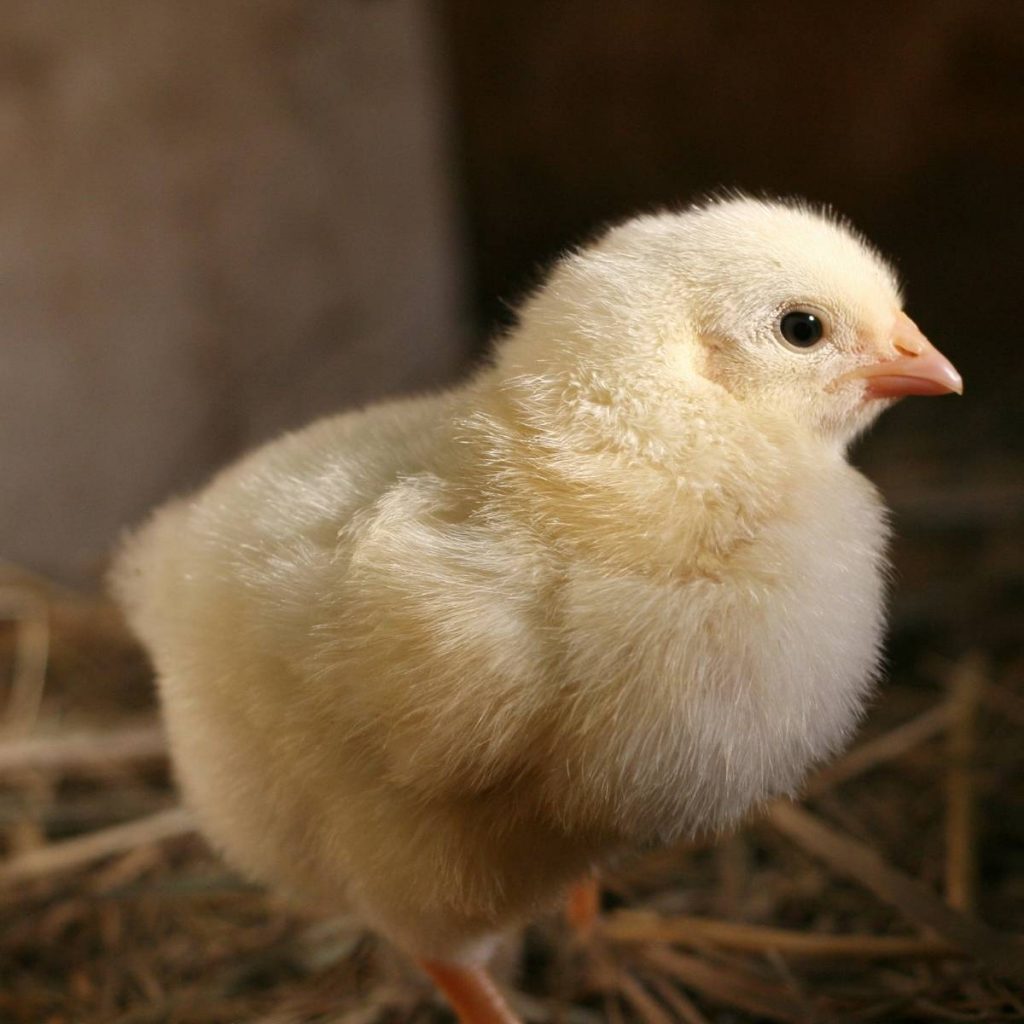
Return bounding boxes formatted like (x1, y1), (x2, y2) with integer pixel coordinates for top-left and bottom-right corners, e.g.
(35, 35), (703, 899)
(108, 499), (191, 650)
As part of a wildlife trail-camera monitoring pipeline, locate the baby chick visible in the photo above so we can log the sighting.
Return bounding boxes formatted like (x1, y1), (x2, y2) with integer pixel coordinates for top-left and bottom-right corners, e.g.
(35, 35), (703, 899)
(112, 196), (961, 1024)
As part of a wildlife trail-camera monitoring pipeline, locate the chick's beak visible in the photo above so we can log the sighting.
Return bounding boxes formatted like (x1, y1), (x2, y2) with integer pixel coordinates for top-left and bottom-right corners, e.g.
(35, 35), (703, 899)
(840, 312), (963, 398)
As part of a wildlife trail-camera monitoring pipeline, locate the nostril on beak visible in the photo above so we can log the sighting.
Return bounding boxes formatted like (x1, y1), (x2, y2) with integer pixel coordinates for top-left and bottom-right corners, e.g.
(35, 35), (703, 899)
(891, 312), (927, 357)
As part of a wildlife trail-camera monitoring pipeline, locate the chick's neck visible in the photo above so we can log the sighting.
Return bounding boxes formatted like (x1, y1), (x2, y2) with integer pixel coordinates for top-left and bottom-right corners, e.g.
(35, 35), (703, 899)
(453, 367), (836, 582)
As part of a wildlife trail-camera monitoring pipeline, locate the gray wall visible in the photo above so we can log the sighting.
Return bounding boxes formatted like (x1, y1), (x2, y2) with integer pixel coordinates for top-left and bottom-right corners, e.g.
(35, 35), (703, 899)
(1, 1), (466, 585)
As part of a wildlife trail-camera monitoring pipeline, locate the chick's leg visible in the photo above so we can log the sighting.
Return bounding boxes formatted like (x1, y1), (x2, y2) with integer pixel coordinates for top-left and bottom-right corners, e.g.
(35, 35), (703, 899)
(418, 959), (521, 1024)
(565, 874), (600, 937)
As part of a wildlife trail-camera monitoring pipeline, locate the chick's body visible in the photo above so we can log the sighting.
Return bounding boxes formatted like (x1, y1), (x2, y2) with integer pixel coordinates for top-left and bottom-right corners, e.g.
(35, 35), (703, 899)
(115, 198), (951, 966)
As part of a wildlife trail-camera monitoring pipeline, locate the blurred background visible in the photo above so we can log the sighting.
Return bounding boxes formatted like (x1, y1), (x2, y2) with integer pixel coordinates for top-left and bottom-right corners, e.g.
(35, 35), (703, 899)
(1, 3), (1022, 1022)
(2, 0), (1020, 593)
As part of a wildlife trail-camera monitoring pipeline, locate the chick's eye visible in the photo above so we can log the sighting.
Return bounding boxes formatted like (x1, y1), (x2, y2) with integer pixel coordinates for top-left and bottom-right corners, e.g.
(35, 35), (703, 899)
(779, 310), (825, 349)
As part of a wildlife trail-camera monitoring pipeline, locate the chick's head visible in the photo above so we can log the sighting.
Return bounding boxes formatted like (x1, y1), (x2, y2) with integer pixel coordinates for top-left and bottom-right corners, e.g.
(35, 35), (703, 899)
(498, 196), (960, 453)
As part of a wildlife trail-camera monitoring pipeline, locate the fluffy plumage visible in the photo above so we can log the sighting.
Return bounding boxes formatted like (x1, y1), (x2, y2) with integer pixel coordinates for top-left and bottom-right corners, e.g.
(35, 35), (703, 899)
(112, 197), (959, 971)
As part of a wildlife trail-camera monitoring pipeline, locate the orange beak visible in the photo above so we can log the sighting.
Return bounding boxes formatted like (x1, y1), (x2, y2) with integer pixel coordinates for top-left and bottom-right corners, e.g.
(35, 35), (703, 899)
(839, 312), (963, 398)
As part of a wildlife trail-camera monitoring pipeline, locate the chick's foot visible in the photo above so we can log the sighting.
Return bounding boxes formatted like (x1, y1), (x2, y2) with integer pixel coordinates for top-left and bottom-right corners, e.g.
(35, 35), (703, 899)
(419, 959), (522, 1024)
(565, 875), (601, 938)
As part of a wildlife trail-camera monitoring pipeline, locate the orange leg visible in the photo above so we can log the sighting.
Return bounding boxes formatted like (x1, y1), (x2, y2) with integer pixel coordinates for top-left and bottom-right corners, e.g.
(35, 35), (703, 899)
(419, 959), (521, 1024)
(565, 874), (600, 936)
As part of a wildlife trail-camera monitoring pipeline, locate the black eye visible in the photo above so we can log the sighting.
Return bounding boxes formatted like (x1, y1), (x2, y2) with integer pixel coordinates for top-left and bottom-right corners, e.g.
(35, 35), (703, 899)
(779, 310), (825, 348)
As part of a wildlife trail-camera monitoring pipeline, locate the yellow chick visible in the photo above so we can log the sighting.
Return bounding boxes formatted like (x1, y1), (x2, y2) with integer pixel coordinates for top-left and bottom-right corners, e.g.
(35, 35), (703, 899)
(112, 196), (961, 1024)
